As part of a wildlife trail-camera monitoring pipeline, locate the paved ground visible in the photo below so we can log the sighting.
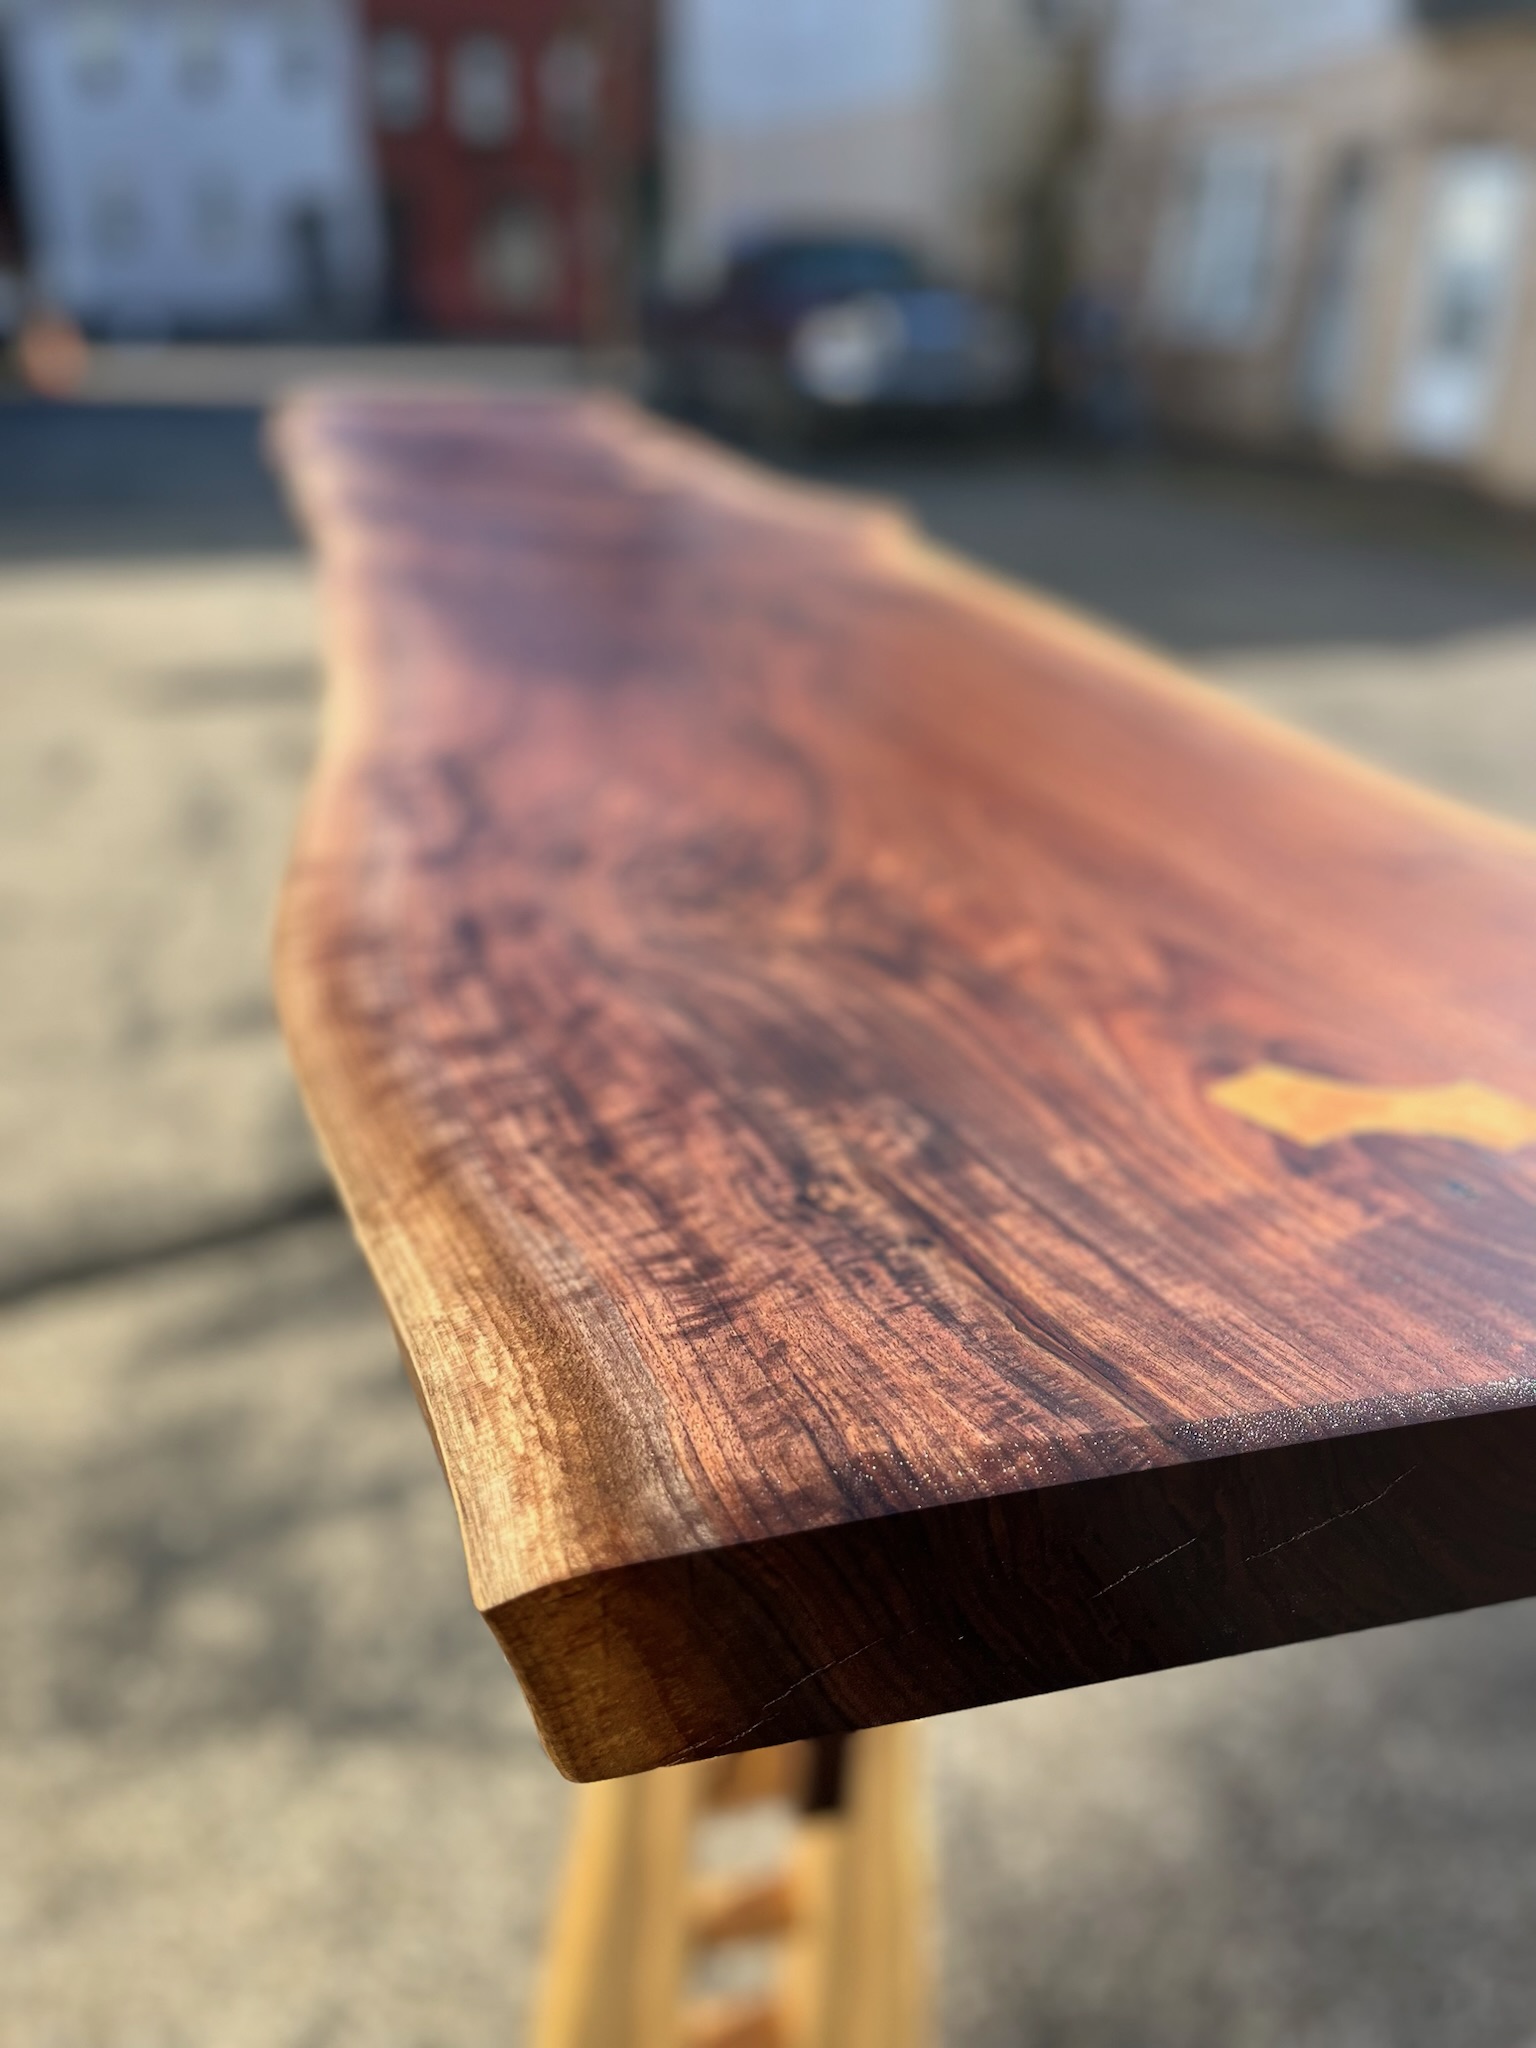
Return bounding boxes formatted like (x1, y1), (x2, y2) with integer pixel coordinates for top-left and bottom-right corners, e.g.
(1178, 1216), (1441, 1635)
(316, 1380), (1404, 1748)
(7, 389), (1536, 2047)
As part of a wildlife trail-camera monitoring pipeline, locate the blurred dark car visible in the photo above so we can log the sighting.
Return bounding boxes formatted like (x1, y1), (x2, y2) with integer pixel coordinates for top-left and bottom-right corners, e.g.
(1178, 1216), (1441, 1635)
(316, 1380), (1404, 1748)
(649, 232), (1031, 442)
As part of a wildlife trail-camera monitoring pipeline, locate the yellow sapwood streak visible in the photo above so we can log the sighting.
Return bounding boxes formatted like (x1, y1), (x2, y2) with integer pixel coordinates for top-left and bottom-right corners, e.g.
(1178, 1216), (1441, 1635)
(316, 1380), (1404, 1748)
(1209, 1064), (1536, 1151)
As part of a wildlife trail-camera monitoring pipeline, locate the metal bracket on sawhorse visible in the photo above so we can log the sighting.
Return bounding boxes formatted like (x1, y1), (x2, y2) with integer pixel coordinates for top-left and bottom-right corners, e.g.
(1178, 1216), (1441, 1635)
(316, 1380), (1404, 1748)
(531, 1723), (931, 2048)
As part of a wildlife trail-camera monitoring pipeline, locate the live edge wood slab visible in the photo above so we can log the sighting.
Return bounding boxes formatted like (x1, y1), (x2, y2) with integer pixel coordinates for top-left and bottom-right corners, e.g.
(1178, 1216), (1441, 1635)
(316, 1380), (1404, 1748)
(274, 392), (1536, 1783)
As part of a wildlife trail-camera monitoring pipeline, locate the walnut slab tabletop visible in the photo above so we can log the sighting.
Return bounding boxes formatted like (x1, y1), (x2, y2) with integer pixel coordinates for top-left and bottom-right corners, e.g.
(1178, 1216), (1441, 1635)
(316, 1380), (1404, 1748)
(274, 393), (1536, 1783)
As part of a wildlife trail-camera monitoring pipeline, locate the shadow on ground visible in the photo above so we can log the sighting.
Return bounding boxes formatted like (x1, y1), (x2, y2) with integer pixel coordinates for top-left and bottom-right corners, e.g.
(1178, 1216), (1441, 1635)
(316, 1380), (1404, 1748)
(0, 402), (298, 560)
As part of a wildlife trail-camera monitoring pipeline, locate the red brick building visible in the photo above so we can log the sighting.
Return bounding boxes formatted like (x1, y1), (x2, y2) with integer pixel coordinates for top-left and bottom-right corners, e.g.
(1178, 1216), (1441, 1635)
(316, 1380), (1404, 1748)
(362, 0), (654, 340)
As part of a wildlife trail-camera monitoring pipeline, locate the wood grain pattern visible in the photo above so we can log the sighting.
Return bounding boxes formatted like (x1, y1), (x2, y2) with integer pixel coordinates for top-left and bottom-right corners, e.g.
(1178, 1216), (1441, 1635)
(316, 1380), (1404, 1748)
(273, 392), (1536, 1782)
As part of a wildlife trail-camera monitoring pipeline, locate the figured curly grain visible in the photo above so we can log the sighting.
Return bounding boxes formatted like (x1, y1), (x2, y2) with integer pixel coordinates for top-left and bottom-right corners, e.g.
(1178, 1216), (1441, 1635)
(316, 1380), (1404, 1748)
(274, 394), (1536, 1780)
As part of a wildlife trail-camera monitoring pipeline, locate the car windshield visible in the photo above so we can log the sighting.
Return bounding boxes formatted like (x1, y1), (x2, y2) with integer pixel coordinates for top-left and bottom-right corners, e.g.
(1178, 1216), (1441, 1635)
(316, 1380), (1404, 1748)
(748, 243), (925, 301)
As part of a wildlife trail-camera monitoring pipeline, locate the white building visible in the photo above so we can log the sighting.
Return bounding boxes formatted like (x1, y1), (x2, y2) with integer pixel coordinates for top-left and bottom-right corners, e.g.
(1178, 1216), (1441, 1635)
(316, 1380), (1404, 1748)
(662, 0), (1087, 294)
(1082, 0), (1536, 499)
(2, 0), (380, 334)
(1103, 0), (1401, 116)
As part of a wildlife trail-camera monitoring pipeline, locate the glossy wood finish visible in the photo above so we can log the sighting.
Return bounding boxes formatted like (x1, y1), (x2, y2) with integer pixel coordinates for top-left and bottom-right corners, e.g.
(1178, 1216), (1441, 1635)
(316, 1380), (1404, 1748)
(274, 393), (1536, 1782)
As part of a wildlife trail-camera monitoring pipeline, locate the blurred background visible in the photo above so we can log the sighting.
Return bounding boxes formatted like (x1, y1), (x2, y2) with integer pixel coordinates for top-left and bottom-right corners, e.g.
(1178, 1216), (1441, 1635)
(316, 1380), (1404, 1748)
(6, 2), (1536, 2044)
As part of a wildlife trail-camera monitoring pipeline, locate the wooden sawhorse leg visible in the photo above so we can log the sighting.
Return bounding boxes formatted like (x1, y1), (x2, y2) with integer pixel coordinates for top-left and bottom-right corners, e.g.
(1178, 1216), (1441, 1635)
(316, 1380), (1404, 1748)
(531, 1724), (931, 2048)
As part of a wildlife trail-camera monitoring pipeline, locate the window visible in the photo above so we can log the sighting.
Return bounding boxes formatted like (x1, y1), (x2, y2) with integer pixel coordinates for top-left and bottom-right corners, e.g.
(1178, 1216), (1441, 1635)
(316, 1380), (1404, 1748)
(474, 197), (560, 310)
(540, 34), (600, 148)
(1294, 151), (1375, 432)
(71, 7), (128, 95)
(1398, 148), (1528, 459)
(740, 241), (925, 304)
(449, 34), (518, 148)
(88, 178), (146, 259)
(190, 173), (243, 258)
(176, 14), (227, 97)
(371, 28), (430, 132)
(277, 19), (327, 95)
(1422, 162), (1519, 359)
(1151, 136), (1280, 348)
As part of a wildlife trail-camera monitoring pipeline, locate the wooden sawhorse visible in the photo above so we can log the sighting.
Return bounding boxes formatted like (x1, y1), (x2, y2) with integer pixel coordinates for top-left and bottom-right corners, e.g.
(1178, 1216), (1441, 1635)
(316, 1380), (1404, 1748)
(535, 1728), (925, 2048)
